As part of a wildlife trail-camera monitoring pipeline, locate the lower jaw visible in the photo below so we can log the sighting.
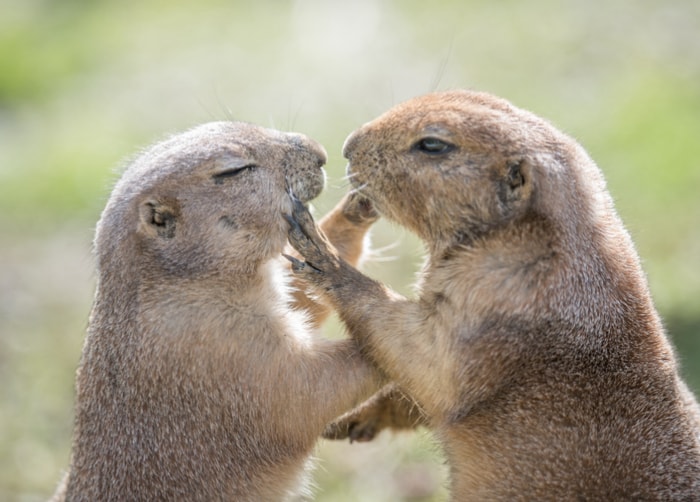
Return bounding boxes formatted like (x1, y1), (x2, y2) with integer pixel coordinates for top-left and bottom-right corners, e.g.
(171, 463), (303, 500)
(288, 173), (325, 203)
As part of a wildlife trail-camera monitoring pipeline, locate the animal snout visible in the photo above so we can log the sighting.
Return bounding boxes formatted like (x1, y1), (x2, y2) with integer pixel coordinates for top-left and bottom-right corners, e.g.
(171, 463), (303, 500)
(287, 133), (327, 168)
(343, 123), (374, 160)
(342, 130), (361, 161)
(286, 167), (326, 203)
(284, 133), (327, 203)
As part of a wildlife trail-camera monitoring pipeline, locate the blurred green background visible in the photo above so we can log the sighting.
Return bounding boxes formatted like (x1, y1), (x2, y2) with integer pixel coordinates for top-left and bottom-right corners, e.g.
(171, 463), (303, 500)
(1, 0), (698, 500)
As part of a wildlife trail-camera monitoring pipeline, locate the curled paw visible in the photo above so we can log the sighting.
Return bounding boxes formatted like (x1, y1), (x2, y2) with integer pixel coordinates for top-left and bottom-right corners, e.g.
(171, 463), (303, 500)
(284, 194), (340, 276)
(323, 416), (380, 443)
(341, 192), (380, 226)
(322, 384), (427, 444)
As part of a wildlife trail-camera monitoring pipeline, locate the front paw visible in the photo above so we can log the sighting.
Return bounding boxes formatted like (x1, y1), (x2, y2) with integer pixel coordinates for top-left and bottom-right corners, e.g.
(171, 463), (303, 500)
(341, 192), (380, 226)
(323, 415), (380, 443)
(284, 194), (341, 277)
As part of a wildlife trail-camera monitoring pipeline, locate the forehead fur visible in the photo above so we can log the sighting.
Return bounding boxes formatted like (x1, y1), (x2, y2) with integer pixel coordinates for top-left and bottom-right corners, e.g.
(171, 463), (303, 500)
(346, 90), (616, 250)
(94, 122), (283, 252)
(116, 122), (274, 197)
(371, 90), (570, 158)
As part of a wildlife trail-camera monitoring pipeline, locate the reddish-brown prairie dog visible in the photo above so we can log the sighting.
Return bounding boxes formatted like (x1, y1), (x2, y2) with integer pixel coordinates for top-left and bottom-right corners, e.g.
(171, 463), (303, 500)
(51, 121), (383, 502)
(287, 90), (700, 500)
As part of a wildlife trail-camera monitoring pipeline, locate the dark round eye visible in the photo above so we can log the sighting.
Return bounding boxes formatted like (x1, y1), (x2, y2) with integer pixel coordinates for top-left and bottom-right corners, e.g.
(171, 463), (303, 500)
(413, 137), (454, 155)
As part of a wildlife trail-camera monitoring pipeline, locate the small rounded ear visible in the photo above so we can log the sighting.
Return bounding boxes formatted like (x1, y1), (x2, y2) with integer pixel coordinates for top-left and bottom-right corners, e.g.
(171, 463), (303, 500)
(507, 161), (525, 190)
(138, 199), (178, 238)
(499, 159), (533, 205)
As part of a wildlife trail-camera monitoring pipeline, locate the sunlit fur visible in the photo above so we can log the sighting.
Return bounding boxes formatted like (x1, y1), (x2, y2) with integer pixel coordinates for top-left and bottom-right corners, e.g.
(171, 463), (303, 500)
(51, 122), (383, 501)
(290, 91), (700, 500)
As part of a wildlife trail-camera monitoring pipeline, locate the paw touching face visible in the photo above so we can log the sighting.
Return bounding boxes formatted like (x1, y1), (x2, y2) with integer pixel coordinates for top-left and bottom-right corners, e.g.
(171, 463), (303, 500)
(98, 121), (327, 277)
(341, 91), (549, 251)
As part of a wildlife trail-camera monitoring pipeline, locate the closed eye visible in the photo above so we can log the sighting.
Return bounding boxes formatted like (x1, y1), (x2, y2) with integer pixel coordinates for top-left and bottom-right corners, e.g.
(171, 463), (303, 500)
(213, 164), (258, 183)
(412, 137), (455, 155)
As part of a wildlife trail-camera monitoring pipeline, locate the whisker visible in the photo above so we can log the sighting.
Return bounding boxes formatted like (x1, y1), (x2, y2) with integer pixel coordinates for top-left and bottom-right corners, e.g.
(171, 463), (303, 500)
(331, 173), (365, 191)
(430, 37), (454, 92)
(212, 86), (235, 121)
(289, 100), (305, 131)
(364, 240), (401, 263)
(372, 240), (400, 254)
(330, 180), (353, 190)
(348, 183), (369, 196)
(196, 97), (218, 122)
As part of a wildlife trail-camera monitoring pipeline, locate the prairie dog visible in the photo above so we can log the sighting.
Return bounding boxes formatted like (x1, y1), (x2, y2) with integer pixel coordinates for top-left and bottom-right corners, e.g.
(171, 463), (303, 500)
(287, 90), (700, 500)
(52, 121), (383, 501)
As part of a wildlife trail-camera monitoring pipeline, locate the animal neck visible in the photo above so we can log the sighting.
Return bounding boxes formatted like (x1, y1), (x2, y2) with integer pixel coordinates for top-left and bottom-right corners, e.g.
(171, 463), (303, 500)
(92, 250), (291, 343)
(424, 211), (660, 346)
(142, 258), (288, 311)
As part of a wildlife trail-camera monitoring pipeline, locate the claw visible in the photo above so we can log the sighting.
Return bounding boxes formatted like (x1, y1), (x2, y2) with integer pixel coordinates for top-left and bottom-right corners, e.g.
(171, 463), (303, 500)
(282, 253), (306, 273)
(287, 188), (309, 217)
(289, 194), (322, 245)
(284, 212), (312, 248)
(283, 212), (299, 231)
(282, 253), (323, 275)
(291, 192), (306, 214)
(305, 261), (324, 274)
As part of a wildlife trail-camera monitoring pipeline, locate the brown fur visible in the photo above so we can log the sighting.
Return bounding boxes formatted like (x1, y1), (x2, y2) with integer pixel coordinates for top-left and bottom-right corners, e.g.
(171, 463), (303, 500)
(286, 90), (700, 500)
(290, 190), (379, 329)
(51, 122), (384, 502)
(322, 383), (427, 442)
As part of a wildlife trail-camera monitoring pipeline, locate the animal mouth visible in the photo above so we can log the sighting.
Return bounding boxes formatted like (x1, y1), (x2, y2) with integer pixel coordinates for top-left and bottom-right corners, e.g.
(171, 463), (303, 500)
(286, 167), (326, 203)
(345, 163), (363, 189)
(343, 170), (385, 218)
(345, 164), (372, 196)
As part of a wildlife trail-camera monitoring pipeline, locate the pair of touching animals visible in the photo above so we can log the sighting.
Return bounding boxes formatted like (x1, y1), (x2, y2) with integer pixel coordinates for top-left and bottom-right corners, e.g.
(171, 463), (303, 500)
(54, 90), (700, 501)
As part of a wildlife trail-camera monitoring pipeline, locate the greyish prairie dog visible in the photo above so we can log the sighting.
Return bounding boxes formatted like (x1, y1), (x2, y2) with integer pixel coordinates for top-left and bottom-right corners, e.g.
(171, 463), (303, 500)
(51, 121), (384, 502)
(286, 89), (700, 500)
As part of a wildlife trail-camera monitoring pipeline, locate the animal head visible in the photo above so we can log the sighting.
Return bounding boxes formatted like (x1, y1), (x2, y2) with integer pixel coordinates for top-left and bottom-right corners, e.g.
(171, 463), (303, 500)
(96, 121), (326, 279)
(342, 90), (613, 254)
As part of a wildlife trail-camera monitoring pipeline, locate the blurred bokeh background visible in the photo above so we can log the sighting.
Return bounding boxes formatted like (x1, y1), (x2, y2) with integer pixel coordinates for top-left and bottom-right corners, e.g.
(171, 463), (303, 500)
(1, 0), (698, 500)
